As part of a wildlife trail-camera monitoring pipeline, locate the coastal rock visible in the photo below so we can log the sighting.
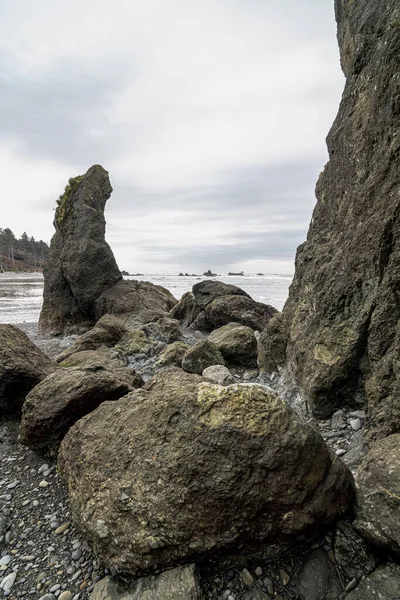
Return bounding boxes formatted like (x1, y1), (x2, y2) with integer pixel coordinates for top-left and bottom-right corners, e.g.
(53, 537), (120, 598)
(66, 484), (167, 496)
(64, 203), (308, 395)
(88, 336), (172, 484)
(334, 520), (378, 581)
(114, 330), (154, 357)
(345, 563), (400, 600)
(202, 365), (235, 385)
(205, 295), (277, 331)
(273, 0), (400, 428)
(156, 341), (190, 367)
(55, 314), (128, 363)
(90, 565), (201, 600)
(19, 368), (133, 456)
(59, 369), (354, 575)
(141, 317), (182, 344)
(39, 165), (122, 335)
(170, 292), (202, 327)
(354, 434), (400, 554)
(0, 324), (54, 416)
(295, 549), (342, 600)
(192, 280), (250, 308)
(94, 280), (177, 322)
(258, 313), (287, 374)
(121, 309), (171, 329)
(208, 323), (257, 367)
(181, 339), (225, 374)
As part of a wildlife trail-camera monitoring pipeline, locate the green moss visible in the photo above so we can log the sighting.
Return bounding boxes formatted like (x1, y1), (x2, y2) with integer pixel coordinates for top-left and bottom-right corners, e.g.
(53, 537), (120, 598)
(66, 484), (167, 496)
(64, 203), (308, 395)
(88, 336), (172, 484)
(55, 175), (84, 228)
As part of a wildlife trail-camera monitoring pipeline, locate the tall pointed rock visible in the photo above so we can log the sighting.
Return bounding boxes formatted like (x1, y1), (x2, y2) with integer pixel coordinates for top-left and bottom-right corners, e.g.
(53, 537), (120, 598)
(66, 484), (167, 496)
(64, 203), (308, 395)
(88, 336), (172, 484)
(267, 0), (400, 439)
(39, 165), (122, 335)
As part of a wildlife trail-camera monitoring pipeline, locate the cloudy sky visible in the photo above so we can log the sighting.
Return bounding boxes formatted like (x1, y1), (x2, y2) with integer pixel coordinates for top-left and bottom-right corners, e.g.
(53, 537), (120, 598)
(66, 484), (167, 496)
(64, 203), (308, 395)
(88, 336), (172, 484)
(1, 0), (343, 274)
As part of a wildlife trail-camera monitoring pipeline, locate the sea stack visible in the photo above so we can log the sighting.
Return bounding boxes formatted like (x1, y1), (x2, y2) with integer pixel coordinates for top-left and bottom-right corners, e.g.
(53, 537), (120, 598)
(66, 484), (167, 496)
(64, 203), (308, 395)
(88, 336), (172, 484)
(39, 165), (122, 335)
(264, 0), (400, 438)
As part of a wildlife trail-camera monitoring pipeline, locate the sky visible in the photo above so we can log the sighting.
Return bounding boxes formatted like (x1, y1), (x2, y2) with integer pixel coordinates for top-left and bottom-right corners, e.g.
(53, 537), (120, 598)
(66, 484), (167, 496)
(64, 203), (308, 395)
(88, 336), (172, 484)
(0, 0), (344, 275)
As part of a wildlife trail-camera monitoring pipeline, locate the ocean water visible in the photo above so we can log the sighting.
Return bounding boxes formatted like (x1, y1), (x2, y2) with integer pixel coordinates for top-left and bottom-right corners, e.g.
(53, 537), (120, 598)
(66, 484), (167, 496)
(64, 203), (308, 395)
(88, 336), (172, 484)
(0, 272), (292, 325)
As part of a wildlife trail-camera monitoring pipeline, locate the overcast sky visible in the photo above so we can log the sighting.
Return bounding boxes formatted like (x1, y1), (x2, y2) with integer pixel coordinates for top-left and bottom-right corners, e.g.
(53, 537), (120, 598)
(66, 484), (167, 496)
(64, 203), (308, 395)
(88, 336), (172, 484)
(1, 0), (343, 274)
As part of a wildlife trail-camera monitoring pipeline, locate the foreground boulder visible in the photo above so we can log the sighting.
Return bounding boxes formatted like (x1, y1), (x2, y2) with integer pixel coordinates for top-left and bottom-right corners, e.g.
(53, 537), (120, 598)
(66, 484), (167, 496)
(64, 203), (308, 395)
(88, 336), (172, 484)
(90, 565), (200, 600)
(205, 295), (277, 331)
(345, 563), (400, 600)
(39, 166), (122, 335)
(208, 323), (257, 367)
(267, 0), (400, 430)
(0, 325), (54, 416)
(59, 369), (354, 575)
(354, 434), (400, 555)
(19, 368), (134, 456)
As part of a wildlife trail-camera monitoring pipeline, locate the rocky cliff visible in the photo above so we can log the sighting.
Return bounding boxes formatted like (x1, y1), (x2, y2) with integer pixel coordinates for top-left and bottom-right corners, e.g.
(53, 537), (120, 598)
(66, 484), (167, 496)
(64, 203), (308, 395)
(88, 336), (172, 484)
(39, 165), (122, 335)
(272, 0), (400, 440)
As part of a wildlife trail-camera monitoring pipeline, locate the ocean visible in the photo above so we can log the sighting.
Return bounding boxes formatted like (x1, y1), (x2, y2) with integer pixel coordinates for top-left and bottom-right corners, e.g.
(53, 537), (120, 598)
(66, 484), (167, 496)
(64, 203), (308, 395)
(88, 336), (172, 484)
(0, 272), (292, 325)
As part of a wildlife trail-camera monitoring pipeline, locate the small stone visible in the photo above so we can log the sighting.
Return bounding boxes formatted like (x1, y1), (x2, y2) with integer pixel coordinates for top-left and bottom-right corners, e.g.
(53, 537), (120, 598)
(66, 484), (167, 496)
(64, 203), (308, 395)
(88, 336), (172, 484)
(79, 582), (87, 591)
(38, 464), (50, 474)
(280, 569), (290, 586)
(348, 410), (366, 420)
(38, 595), (56, 600)
(335, 448), (347, 456)
(50, 585), (61, 593)
(267, 584), (274, 596)
(349, 419), (362, 431)
(241, 568), (254, 586)
(71, 570), (82, 581)
(328, 550), (336, 563)
(39, 481), (49, 488)
(32, 500), (39, 507)
(58, 592), (73, 600)
(7, 481), (19, 490)
(345, 578), (358, 592)
(0, 557), (12, 567)
(255, 566), (263, 577)
(71, 549), (82, 561)
(1, 572), (17, 592)
(54, 523), (70, 535)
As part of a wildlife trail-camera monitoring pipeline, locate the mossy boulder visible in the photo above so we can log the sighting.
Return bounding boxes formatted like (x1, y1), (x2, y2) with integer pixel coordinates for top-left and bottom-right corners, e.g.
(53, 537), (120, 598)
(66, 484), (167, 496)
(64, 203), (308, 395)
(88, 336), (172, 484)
(157, 342), (190, 367)
(115, 330), (154, 357)
(258, 313), (287, 374)
(208, 323), (257, 367)
(181, 339), (225, 374)
(58, 368), (354, 575)
(205, 295), (277, 331)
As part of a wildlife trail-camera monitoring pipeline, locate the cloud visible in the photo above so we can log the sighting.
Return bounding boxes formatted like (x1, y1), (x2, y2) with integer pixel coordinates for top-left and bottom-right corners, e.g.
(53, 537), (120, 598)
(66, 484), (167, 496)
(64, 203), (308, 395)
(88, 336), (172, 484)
(0, 0), (343, 274)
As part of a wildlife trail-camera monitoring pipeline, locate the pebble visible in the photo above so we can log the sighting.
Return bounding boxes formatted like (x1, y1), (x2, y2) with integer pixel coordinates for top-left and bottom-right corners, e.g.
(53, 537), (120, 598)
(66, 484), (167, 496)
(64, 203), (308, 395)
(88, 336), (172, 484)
(7, 481), (19, 489)
(1, 572), (17, 592)
(345, 578), (358, 592)
(38, 465), (50, 474)
(241, 568), (254, 586)
(54, 523), (70, 535)
(58, 593), (73, 600)
(71, 570), (82, 582)
(49, 584), (61, 593)
(255, 566), (263, 577)
(349, 418), (362, 431)
(335, 448), (347, 456)
(280, 569), (290, 586)
(348, 410), (366, 419)
(38, 595), (56, 600)
(71, 549), (82, 561)
(0, 556), (12, 566)
(39, 481), (49, 488)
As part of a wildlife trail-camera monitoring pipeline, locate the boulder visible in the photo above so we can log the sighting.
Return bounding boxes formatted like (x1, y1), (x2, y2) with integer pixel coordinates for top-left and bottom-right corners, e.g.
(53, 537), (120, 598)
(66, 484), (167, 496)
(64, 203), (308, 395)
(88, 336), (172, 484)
(19, 369), (133, 456)
(121, 309), (171, 329)
(141, 317), (182, 344)
(345, 563), (400, 600)
(208, 323), (257, 367)
(258, 313), (287, 373)
(270, 0), (400, 428)
(205, 295), (277, 331)
(58, 349), (144, 389)
(94, 280), (177, 322)
(59, 369), (354, 576)
(354, 434), (400, 555)
(115, 330), (154, 357)
(170, 292), (202, 327)
(90, 565), (201, 600)
(334, 520), (378, 581)
(39, 165), (122, 335)
(192, 280), (250, 308)
(295, 549), (342, 600)
(0, 325), (54, 416)
(181, 339), (225, 374)
(56, 314), (128, 363)
(202, 365), (235, 386)
(156, 342), (190, 367)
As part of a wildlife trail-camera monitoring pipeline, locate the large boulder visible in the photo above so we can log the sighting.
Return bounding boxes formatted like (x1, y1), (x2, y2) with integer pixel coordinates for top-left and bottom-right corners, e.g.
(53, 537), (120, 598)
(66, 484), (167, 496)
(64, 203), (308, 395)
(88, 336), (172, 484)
(19, 368), (134, 456)
(345, 563), (400, 600)
(0, 325), (54, 416)
(39, 165), (122, 335)
(90, 565), (201, 600)
(269, 0), (400, 430)
(58, 369), (354, 576)
(170, 292), (202, 327)
(181, 339), (225, 374)
(205, 295), (277, 331)
(94, 280), (177, 322)
(208, 323), (257, 367)
(192, 280), (250, 308)
(354, 434), (400, 555)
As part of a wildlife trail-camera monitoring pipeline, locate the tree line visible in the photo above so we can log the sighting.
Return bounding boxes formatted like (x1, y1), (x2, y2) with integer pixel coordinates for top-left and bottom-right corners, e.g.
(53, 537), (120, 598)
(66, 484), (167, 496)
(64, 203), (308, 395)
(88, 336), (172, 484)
(0, 228), (49, 271)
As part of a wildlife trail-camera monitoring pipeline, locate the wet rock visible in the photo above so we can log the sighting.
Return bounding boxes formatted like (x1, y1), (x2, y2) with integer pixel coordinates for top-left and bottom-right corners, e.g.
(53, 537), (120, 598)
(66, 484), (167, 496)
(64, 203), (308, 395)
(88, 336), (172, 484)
(294, 549), (342, 600)
(156, 342), (190, 368)
(354, 434), (400, 554)
(59, 368), (354, 575)
(19, 369), (133, 456)
(257, 313), (287, 374)
(272, 0), (400, 428)
(208, 323), (258, 367)
(0, 324), (54, 416)
(192, 280), (250, 308)
(39, 165), (122, 335)
(334, 520), (378, 581)
(90, 565), (201, 600)
(140, 317), (182, 344)
(345, 563), (400, 600)
(205, 295), (277, 331)
(181, 339), (225, 374)
(170, 292), (202, 328)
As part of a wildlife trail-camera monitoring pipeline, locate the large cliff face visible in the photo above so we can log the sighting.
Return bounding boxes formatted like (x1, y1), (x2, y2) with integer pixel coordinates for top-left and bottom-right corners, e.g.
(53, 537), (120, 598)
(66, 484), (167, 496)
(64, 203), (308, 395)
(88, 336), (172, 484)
(39, 165), (122, 335)
(281, 0), (400, 439)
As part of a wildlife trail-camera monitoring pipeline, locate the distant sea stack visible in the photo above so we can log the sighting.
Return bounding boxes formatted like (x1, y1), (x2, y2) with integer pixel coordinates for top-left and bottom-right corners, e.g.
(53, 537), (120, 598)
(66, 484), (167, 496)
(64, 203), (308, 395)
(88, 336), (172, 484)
(39, 165), (122, 335)
(264, 0), (400, 438)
